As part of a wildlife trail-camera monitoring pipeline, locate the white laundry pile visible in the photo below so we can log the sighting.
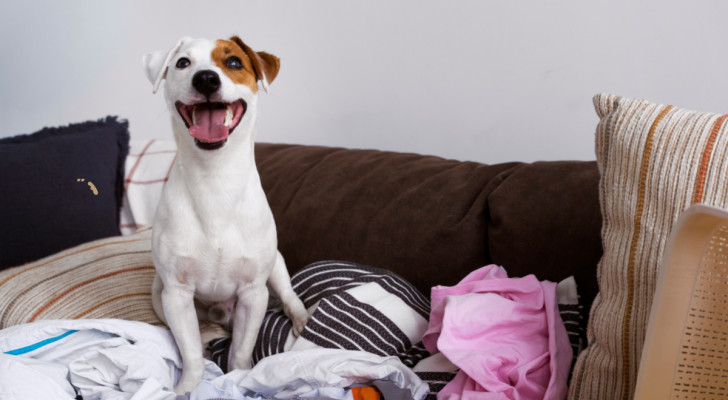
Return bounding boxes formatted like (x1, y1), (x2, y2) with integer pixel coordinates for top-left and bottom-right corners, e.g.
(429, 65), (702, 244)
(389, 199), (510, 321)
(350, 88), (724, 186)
(194, 349), (428, 400)
(0, 319), (427, 400)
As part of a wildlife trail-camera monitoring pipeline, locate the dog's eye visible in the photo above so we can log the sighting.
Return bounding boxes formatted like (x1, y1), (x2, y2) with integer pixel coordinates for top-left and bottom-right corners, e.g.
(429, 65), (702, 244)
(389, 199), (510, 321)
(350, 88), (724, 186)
(225, 56), (243, 70)
(176, 57), (191, 69)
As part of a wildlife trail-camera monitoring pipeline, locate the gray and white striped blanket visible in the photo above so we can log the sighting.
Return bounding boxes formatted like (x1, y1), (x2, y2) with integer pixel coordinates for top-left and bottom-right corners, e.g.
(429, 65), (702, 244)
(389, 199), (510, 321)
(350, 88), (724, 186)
(208, 261), (587, 398)
(210, 261), (432, 371)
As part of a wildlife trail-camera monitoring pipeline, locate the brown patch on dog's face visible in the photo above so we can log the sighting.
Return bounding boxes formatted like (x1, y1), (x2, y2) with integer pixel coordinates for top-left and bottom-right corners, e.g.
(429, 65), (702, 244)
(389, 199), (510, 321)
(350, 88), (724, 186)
(212, 39), (259, 92)
(229, 37), (280, 87)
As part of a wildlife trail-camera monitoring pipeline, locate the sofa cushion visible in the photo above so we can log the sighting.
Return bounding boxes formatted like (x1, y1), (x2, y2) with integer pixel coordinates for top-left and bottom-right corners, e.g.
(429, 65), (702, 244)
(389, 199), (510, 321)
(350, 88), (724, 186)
(120, 139), (178, 234)
(487, 161), (602, 312)
(255, 143), (521, 296)
(569, 94), (728, 399)
(0, 229), (159, 329)
(0, 117), (129, 269)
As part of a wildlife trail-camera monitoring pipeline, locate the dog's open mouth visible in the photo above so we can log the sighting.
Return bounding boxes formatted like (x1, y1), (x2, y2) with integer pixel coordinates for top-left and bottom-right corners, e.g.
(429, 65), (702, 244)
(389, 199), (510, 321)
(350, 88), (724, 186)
(175, 100), (246, 150)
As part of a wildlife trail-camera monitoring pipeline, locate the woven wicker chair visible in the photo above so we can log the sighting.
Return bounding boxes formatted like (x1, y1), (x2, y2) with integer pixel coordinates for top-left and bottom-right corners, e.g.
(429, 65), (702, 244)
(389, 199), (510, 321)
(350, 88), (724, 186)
(635, 205), (728, 399)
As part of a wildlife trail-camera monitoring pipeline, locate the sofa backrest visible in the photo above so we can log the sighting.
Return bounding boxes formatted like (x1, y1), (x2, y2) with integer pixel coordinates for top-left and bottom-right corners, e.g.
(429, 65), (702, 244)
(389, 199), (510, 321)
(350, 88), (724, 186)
(256, 143), (602, 311)
(486, 160), (602, 312)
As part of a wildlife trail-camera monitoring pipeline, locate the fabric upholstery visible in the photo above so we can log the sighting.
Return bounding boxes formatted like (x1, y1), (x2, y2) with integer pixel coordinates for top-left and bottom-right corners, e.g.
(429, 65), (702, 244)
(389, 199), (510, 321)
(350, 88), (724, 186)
(569, 94), (728, 400)
(487, 161), (602, 312)
(0, 117), (129, 269)
(255, 143), (522, 295)
(120, 139), (177, 234)
(0, 229), (159, 329)
(256, 143), (603, 310)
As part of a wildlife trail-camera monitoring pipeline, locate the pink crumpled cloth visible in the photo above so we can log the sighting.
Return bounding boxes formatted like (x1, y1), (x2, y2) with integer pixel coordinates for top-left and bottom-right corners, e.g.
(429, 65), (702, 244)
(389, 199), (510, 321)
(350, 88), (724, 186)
(422, 265), (572, 400)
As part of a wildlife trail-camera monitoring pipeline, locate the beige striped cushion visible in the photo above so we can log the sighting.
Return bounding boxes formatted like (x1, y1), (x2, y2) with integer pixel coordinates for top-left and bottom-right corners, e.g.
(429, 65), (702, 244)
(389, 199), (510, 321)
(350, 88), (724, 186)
(0, 228), (161, 329)
(569, 94), (728, 399)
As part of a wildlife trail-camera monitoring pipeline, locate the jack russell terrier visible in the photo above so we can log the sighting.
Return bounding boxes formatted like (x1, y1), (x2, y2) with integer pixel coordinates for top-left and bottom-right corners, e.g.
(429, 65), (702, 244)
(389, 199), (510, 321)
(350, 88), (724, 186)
(143, 36), (309, 394)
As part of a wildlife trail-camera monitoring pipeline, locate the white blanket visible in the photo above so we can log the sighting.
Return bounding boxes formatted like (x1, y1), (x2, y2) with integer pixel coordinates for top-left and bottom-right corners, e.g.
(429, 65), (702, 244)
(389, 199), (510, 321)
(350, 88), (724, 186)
(0, 319), (426, 400)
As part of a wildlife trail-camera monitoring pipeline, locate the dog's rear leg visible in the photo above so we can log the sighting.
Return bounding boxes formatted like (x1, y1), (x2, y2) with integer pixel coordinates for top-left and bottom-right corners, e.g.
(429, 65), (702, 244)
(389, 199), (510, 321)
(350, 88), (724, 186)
(152, 274), (168, 325)
(267, 251), (309, 336)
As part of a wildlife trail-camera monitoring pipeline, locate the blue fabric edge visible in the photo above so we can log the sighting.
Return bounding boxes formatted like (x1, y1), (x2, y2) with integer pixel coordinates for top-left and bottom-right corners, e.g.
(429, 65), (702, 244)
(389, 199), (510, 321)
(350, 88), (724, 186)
(4, 329), (79, 355)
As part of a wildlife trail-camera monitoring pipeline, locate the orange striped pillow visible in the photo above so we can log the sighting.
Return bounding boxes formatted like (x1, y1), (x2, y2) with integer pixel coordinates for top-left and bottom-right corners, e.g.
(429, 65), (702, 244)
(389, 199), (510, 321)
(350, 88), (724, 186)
(569, 94), (728, 399)
(0, 229), (161, 329)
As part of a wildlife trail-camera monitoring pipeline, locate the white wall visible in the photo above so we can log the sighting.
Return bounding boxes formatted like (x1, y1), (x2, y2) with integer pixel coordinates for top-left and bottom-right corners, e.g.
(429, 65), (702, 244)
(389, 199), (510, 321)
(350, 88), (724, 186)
(3, 1), (728, 164)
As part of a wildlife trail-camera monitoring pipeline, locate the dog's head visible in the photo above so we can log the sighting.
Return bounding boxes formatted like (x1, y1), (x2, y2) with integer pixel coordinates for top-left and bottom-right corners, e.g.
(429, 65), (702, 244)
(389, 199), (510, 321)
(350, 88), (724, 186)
(143, 36), (279, 151)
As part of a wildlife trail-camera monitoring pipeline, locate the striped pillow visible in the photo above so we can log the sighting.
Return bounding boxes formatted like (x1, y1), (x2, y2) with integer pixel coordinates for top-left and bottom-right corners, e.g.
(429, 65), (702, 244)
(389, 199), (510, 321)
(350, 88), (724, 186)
(255, 261), (431, 366)
(569, 94), (728, 399)
(0, 229), (160, 329)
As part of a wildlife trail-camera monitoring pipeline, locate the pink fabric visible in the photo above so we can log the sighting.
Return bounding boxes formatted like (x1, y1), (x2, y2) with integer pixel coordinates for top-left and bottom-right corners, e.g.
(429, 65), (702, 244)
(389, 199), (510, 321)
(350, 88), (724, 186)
(423, 265), (572, 400)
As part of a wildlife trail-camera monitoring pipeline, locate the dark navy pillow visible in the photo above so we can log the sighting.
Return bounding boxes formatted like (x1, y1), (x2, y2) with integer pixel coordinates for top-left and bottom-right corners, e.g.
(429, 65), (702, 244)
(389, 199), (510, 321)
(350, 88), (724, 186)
(0, 117), (129, 269)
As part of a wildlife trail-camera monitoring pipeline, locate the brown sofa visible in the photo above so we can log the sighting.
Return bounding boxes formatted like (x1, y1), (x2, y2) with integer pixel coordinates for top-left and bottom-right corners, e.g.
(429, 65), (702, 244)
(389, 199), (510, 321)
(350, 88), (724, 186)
(6, 93), (724, 399)
(0, 133), (601, 397)
(256, 143), (602, 314)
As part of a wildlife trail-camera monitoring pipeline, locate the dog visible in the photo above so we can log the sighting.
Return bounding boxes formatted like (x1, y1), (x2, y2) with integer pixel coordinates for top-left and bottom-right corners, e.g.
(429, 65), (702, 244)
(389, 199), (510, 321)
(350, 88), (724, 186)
(143, 36), (309, 395)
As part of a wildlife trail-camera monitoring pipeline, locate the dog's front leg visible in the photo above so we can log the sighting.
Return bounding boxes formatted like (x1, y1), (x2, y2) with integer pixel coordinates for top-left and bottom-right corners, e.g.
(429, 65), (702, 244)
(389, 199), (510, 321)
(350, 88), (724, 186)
(162, 286), (204, 395)
(267, 251), (309, 336)
(228, 284), (269, 371)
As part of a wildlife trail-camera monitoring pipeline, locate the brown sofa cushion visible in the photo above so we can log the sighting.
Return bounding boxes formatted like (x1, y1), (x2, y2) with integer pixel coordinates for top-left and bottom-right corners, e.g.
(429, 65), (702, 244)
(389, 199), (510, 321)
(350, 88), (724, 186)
(256, 143), (520, 295)
(256, 143), (603, 308)
(487, 161), (602, 311)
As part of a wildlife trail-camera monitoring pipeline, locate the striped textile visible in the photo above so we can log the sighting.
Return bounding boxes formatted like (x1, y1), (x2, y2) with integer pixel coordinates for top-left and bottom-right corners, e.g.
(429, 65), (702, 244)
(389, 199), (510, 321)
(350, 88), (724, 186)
(209, 261), (585, 397)
(415, 372), (458, 400)
(556, 275), (586, 379)
(569, 94), (728, 400)
(559, 302), (585, 379)
(252, 261), (431, 367)
(0, 229), (161, 329)
(120, 140), (177, 235)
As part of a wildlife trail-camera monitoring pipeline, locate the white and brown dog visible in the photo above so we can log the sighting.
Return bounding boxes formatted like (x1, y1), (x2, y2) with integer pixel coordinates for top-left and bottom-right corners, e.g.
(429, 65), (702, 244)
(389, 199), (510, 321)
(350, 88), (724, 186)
(143, 36), (309, 394)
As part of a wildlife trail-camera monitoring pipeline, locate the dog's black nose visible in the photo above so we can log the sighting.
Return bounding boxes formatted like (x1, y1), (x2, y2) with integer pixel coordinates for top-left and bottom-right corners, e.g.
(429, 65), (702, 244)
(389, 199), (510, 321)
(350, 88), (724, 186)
(192, 70), (221, 97)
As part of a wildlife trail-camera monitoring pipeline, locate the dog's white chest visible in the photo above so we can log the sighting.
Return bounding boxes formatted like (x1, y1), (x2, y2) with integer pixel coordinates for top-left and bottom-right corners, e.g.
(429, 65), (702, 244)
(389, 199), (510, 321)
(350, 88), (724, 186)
(155, 225), (275, 301)
(153, 169), (278, 302)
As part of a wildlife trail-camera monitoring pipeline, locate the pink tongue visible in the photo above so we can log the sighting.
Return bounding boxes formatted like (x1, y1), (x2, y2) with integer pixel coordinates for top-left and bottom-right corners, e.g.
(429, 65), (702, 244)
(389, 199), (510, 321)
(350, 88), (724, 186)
(189, 108), (229, 142)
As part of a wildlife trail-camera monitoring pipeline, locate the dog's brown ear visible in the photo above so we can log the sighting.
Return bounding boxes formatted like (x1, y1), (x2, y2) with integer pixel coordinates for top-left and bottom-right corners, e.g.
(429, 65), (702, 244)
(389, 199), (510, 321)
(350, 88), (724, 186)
(230, 36), (280, 92)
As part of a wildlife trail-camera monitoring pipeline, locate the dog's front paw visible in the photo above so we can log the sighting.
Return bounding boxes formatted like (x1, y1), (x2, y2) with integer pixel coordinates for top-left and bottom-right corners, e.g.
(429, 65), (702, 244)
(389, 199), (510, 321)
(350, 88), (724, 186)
(174, 378), (198, 396)
(174, 361), (204, 395)
(291, 313), (309, 337)
(287, 305), (309, 337)
(281, 295), (309, 337)
(228, 353), (253, 372)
